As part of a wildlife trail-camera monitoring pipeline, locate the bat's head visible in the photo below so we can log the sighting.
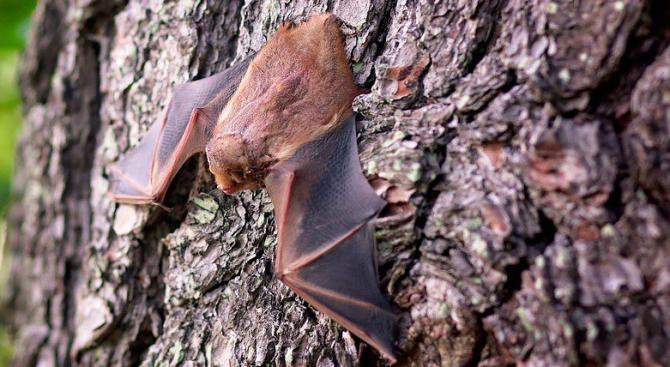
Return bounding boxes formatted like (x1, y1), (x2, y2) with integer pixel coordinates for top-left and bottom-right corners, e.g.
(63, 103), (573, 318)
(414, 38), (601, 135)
(206, 133), (254, 194)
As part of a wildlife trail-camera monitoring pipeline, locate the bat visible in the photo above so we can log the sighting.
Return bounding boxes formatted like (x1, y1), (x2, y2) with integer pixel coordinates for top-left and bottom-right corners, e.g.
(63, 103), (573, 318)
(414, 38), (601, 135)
(108, 13), (397, 362)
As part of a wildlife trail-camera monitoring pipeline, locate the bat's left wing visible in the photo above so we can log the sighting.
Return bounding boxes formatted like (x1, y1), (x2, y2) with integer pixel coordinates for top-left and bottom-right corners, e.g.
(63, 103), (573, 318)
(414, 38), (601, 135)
(265, 116), (397, 362)
(108, 58), (250, 205)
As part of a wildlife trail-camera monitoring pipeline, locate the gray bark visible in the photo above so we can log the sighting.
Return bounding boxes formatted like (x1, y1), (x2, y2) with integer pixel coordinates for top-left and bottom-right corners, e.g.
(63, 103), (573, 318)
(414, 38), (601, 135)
(6, 0), (670, 366)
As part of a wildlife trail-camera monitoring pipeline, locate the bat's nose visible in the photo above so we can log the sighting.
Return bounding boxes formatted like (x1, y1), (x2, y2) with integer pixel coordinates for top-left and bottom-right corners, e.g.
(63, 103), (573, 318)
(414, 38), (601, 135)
(219, 185), (236, 195)
(213, 172), (244, 194)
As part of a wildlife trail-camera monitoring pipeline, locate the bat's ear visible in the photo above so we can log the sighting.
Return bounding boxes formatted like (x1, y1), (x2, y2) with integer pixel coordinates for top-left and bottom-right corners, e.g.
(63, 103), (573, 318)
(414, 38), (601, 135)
(310, 13), (339, 26)
(280, 19), (298, 31)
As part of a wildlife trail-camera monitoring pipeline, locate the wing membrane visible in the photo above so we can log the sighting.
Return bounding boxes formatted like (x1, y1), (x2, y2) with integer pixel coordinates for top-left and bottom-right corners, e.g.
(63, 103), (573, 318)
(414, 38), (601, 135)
(108, 58), (251, 205)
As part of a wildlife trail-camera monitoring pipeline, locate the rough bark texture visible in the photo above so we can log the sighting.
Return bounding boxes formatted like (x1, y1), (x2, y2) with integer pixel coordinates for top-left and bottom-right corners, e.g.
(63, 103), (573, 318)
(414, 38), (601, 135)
(6, 0), (670, 366)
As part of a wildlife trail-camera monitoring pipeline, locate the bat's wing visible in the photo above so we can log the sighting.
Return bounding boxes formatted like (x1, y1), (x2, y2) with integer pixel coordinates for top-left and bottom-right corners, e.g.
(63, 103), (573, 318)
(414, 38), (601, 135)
(265, 116), (397, 362)
(108, 58), (251, 205)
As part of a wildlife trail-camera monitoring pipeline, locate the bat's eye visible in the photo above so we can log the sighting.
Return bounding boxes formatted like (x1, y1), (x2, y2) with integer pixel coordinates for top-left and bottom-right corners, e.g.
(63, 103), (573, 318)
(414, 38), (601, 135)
(229, 170), (244, 183)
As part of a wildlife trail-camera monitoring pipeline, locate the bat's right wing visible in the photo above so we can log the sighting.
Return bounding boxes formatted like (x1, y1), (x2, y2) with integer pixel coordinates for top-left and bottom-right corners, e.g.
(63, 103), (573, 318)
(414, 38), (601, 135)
(265, 116), (397, 362)
(108, 58), (251, 205)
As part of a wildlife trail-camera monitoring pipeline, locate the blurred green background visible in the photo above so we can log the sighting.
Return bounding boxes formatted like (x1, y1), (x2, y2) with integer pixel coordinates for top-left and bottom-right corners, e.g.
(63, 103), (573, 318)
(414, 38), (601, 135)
(0, 0), (37, 364)
(0, 0), (35, 211)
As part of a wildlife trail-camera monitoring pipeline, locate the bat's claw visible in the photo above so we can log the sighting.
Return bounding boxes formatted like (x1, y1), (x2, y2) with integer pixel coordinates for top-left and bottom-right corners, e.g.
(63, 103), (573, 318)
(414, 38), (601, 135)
(151, 201), (172, 212)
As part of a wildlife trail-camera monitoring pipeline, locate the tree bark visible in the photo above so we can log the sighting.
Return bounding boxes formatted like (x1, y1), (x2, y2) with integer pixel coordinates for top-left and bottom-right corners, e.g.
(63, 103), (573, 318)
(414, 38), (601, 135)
(7, 0), (670, 366)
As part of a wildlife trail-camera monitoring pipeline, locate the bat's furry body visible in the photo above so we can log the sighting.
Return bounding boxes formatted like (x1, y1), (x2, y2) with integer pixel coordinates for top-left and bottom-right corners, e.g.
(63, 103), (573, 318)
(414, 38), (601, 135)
(109, 13), (397, 362)
(207, 14), (358, 193)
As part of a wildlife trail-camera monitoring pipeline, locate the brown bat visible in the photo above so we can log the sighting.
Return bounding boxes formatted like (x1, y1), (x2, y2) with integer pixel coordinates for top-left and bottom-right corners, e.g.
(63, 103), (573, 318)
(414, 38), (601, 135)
(108, 13), (397, 362)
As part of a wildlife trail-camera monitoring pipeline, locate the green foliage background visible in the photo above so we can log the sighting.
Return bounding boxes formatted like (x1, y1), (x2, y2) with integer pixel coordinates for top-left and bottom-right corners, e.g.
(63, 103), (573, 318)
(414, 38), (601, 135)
(0, 0), (36, 212)
(0, 0), (37, 365)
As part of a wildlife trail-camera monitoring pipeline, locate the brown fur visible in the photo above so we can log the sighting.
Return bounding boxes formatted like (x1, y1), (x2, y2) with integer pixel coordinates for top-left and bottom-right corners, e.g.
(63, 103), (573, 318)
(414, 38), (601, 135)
(205, 13), (357, 193)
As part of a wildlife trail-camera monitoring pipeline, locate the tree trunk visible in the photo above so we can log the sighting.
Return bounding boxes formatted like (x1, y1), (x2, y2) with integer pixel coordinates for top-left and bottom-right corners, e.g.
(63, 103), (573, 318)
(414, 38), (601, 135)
(7, 0), (670, 365)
